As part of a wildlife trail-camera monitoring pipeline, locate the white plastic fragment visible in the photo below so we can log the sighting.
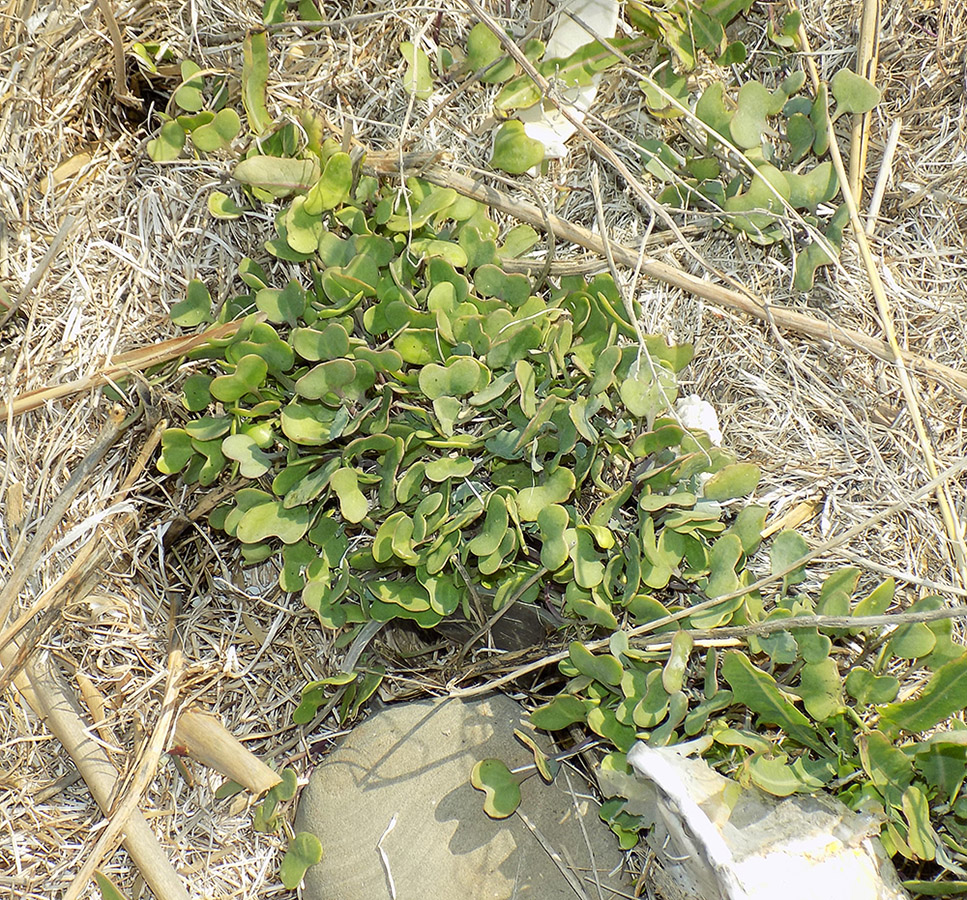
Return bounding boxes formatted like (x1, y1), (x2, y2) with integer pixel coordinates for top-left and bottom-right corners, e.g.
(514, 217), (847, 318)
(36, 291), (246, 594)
(675, 393), (723, 446)
(520, 0), (619, 159)
(618, 741), (910, 900)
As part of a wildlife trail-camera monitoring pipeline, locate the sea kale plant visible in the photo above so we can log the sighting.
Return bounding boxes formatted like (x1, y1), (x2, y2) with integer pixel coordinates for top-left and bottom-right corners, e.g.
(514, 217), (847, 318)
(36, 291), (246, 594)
(147, 9), (967, 893)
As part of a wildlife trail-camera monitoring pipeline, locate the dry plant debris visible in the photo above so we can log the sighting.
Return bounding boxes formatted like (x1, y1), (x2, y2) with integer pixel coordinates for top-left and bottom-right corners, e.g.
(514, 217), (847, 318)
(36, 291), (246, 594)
(1, 0), (967, 898)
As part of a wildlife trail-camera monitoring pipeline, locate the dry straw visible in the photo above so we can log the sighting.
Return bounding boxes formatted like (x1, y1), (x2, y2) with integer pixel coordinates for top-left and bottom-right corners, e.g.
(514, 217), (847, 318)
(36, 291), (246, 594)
(2, 0), (967, 897)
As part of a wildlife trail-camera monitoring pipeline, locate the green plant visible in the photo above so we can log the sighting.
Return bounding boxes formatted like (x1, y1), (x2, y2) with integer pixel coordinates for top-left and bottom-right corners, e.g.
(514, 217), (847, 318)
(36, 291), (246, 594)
(147, 9), (967, 895)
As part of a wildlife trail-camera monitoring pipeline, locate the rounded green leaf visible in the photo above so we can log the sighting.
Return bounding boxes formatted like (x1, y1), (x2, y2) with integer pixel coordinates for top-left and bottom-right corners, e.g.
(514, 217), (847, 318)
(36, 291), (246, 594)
(147, 120), (186, 162)
(210, 354), (268, 403)
(845, 668), (899, 706)
(157, 428), (195, 474)
(329, 466), (368, 523)
(237, 497), (311, 544)
(467, 493), (509, 558)
(233, 156), (320, 199)
(830, 68), (881, 115)
(530, 694), (590, 730)
(569, 641), (623, 686)
(170, 279), (213, 327)
(491, 120), (545, 175)
(471, 759), (522, 819)
(296, 359), (357, 401)
(517, 467), (576, 521)
(400, 41), (433, 100)
(304, 152), (352, 215)
(174, 60), (204, 112)
(418, 357), (485, 400)
(279, 831), (323, 890)
(466, 22), (515, 83)
(424, 456), (475, 482)
(537, 504), (570, 570)
(192, 108), (241, 152)
(770, 529), (810, 593)
(799, 658), (843, 721)
(369, 580), (430, 612)
(222, 433), (273, 478)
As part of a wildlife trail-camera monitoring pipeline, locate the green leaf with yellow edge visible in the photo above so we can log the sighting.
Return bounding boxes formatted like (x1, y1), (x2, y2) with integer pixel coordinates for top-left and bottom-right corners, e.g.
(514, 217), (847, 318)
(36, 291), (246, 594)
(208, 190), (245, 219)
(514, 728), (558, 783)
(242, 31), (272, 134)
(471, 758), (522, 818)
(94, 871), (131, 900)
(662, 630), (693, 694)
(279, 832), (323, 889)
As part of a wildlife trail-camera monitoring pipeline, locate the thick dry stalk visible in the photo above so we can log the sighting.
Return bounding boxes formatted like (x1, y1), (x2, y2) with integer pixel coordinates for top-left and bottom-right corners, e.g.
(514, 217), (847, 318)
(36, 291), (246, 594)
(22, 652), (189, 900)
(0, 415), (187, 897)
(61, 645), (183, 900)
(173, 708), (282, 795)
(363, 154), (967, 401)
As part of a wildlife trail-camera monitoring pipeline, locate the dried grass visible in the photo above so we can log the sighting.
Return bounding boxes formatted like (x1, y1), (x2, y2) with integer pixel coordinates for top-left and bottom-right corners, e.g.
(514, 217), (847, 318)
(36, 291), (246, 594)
(2, 0), (966, 896)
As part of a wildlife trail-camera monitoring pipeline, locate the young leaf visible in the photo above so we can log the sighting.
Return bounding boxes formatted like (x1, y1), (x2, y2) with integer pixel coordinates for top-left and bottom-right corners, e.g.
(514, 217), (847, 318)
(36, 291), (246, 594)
(170, 279), (213, 326)
(490, 120), (545, 175)
(400, 41), (433, 99)
(192, 108), (241, 152)
(466, 22), (515, 83)
(208, 190), (245, 219)
(174, 60), (204, 112)
(94, 872), (131, 900)
(147, 120), (186, 162)
(770, 529), (810, 594)
(279, 832), (324, 889)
